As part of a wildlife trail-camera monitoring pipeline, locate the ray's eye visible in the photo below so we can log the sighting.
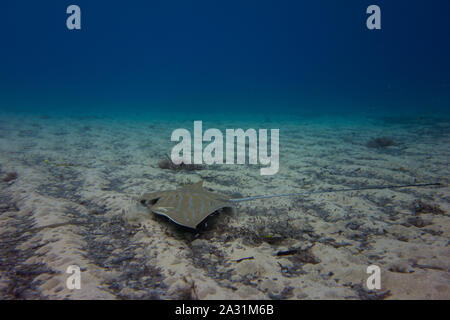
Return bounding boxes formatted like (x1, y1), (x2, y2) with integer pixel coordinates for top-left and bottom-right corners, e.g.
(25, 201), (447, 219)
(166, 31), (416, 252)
(141, 198), (160, 206)
(149, 198), (160, 205)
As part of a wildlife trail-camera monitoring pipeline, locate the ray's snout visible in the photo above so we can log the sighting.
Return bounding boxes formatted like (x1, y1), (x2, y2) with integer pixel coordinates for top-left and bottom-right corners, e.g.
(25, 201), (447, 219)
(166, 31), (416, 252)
(139, 193), (161, 207)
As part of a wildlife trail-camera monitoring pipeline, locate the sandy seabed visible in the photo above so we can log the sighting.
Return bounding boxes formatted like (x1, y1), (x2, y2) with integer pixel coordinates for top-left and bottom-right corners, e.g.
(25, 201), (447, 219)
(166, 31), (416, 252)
(0, 112), (449, 299)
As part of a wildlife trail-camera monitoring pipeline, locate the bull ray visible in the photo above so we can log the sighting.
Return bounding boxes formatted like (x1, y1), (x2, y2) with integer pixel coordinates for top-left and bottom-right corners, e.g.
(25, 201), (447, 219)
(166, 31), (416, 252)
(138, 180), (441, 229)
(139, 180), (232, 229)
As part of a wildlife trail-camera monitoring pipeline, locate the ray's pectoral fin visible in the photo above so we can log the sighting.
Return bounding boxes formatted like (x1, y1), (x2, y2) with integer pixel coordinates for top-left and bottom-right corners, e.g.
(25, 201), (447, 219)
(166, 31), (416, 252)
(152, 206), (174, 214)
(152, 206), (195, 228)
(152, 203), (231, 229)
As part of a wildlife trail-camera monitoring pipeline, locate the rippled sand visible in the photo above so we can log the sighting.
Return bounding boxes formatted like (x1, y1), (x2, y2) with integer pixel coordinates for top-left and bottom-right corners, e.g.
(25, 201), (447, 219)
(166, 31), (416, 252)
(0, 112), (449, 299)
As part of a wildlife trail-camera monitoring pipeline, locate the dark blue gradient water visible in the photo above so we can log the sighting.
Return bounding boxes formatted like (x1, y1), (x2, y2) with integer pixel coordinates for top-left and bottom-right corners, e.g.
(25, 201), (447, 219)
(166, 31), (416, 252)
(0, 1), (449, 119)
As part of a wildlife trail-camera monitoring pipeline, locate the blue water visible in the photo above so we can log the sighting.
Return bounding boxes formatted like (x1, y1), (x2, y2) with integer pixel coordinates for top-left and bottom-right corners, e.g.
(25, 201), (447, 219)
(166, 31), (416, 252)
(1, 0), (449, 117)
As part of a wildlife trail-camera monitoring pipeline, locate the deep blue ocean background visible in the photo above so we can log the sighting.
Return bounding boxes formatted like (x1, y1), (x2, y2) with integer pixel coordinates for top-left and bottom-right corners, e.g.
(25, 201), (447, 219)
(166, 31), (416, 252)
(0, 0), (449, 118)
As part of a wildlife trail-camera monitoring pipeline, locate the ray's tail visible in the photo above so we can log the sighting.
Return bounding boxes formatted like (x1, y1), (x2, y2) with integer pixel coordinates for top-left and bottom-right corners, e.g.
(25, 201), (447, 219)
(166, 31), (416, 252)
(229, 182), (443, 203)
